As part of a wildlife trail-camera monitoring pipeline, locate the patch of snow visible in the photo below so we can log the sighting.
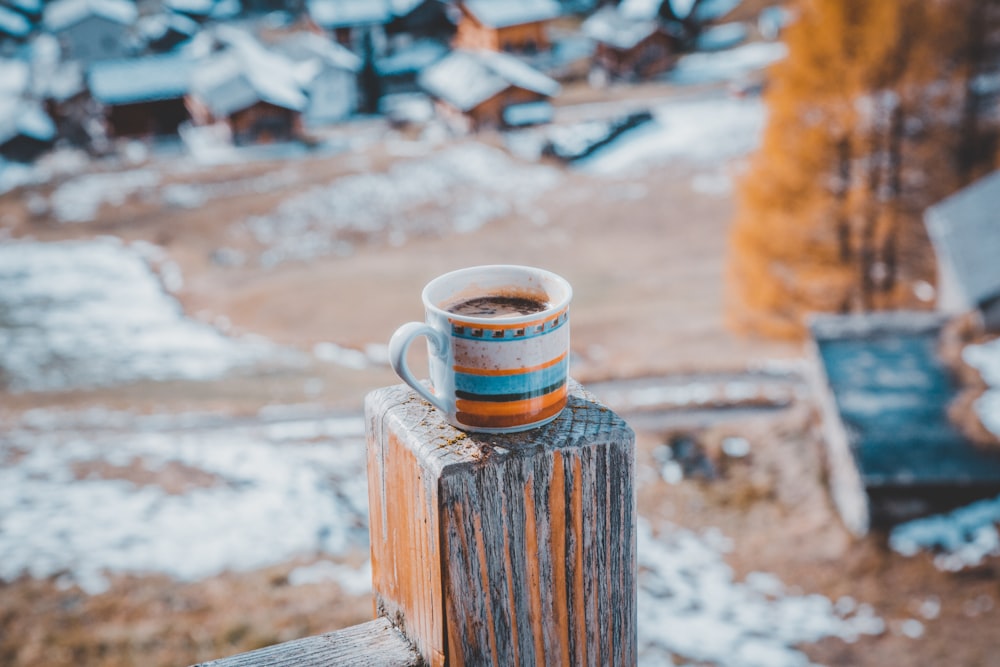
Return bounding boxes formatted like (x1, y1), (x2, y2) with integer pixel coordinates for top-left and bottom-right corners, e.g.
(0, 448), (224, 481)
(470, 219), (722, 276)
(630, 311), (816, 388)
(722, 436), (751, 458)
(0, 238), (288, 392)
(50, 169), (160, 223)
(575, 95), (766, 176)
(962, 338), (1000, 439)
(243, 143), (561, 266)
(889, 494), (1000, 571)
(669, 41), (787, 86)
(288, 559), (372, 595)
(0, 411), (369, 594)
(638, 519), (884, 666)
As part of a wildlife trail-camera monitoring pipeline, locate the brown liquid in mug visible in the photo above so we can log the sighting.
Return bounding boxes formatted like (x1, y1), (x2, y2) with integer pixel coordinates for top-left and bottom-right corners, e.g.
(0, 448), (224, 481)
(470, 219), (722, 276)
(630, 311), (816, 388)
(445, 295), (548, 318)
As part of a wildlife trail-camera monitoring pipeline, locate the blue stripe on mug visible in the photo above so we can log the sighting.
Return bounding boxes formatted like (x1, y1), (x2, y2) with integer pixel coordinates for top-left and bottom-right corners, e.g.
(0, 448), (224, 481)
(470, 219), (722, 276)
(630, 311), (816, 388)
(454, 377), (568, 403)
(454, 357), (568, 396)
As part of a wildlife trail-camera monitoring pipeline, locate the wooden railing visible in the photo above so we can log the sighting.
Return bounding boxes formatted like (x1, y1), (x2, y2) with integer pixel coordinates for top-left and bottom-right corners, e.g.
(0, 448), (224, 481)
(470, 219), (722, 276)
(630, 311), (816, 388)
(192, 381), (636, 666)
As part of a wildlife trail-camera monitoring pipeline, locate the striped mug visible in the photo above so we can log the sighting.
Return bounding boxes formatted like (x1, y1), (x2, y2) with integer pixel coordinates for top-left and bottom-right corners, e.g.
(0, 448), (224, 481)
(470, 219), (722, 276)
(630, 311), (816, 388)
(388, 265), (572, 433)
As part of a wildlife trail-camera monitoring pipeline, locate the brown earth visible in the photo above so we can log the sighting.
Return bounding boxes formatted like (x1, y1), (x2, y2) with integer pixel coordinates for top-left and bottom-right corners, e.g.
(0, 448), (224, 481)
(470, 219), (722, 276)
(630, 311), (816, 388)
(1, 81), (999, 667)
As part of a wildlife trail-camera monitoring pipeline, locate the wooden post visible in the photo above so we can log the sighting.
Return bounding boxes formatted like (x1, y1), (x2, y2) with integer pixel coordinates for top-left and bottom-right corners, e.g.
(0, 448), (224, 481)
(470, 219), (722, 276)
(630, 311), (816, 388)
(365, 380), (636, 667)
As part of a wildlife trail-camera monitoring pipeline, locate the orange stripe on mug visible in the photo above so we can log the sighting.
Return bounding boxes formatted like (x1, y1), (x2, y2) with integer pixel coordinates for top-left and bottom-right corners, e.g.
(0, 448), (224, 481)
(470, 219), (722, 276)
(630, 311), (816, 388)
(455, 383), (568, 418)
(456, 391), (568, 429)
(453, 352), (568, 377)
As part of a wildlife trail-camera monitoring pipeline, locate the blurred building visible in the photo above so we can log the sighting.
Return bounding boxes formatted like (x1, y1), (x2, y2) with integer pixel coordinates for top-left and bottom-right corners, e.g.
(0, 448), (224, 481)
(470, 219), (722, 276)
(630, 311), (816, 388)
(42, 0), (137, 63)
(453, 0), (561, 53)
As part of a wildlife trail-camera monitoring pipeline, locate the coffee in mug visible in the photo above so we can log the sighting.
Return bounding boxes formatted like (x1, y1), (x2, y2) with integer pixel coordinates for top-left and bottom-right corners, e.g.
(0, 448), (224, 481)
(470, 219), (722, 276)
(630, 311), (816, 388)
(388, 265), (572, 433)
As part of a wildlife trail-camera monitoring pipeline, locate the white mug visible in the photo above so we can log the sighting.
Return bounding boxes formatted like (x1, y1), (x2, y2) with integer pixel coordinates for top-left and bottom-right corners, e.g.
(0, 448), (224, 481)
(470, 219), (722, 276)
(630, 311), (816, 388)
(388, 265), (572, 433)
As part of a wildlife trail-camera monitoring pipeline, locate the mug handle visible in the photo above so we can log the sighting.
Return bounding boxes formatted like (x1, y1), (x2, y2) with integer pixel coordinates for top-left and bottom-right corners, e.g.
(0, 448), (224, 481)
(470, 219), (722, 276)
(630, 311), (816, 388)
(388, 322), (450, 413)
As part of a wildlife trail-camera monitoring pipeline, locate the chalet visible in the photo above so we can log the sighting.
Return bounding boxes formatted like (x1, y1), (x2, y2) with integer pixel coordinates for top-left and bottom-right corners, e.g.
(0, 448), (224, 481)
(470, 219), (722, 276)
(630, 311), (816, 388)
(306, 0), (392, 55)
(925, 170), (1000, 332)
(418, 48), (559, 131)
(88, 53), (196, 137)
(809, 312), (1000, 535)
(453, 0), (560, 54)
(42, 0), (137, 64)
(0, 101), (56, 161)
(582, 6), (676, 81)
(275, 31), (361, 125)
(187, 47), (307, 145)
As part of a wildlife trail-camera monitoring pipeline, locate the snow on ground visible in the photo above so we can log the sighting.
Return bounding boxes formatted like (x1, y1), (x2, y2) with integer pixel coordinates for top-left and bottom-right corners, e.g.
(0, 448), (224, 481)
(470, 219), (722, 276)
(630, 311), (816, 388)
(0, 409), (369, 595)
(575, 94), (766, 177)
(0, 405), (884, 664)
(890, 495), (1000, 572)
(638, 519), (884, 667)
(0, 238), (288, 392)
(51, 169), (161, 223)
(961, 338), (1000, 439)
(240, 143), (562, 267)
(668, 41), (788, 86)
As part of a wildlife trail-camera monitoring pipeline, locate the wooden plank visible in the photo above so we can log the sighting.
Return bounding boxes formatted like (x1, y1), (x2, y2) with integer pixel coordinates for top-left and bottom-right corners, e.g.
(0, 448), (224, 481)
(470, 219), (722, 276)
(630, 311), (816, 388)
(188, 618), (421, 667)
(366, 380), (637, 667)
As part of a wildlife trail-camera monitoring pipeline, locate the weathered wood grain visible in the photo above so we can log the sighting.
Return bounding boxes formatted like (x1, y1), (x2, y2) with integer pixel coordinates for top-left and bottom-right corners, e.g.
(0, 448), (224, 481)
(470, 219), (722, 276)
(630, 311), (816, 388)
(188, 617), (421, 667)
(365, 380), (637, 667)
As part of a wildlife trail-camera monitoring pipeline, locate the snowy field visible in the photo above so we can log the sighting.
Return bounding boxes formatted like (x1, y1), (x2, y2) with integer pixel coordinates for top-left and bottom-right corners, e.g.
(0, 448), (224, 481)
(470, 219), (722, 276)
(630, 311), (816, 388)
(0, 405), (884, 667)
(0, 238), (291, 392)
(240, 143), (562, 266)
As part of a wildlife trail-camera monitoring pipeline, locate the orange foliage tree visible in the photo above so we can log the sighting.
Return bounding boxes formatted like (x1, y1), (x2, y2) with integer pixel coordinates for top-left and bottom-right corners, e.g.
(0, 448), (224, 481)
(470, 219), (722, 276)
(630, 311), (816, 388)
(727, 0), (1000, 338)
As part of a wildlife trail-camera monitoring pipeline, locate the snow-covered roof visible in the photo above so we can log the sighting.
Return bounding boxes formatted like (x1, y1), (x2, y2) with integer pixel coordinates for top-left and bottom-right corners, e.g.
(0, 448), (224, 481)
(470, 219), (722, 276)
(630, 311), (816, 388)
(276, 31), (361, 72)
(419, 49), (559, 111)
(462, 0), (560, 28)
(137, 12), (199, 41)
(376, 38), (446, 76)
(0, 59), (29, 95)
(0, 100), (56, 144)
(43, 0), (137, 32)
(7, 0), (42, 15)
(692, 0), (741, 22)
(307, 0), (392, 29)
(618, 0), (663, 20)
(88, 53), (197, 104)
(695, 21), (747, 51)
(0, 5), (31, 37)
(925, 170), (1000, 308)
(191, 45), (307, 117)
(164, 0), (213, 16)
(582, 6), (659, 50)
(503, 100), (552, 126)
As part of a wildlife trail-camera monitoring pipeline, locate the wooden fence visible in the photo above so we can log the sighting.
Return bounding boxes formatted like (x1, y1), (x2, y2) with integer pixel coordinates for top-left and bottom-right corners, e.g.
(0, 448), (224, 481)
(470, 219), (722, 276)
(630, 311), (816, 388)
(193, 381), (636, 666)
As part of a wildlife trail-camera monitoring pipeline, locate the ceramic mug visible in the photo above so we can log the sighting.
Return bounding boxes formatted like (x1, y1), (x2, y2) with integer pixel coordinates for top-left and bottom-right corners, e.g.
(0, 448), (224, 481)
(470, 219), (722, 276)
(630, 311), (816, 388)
(388, 265), (572, 433)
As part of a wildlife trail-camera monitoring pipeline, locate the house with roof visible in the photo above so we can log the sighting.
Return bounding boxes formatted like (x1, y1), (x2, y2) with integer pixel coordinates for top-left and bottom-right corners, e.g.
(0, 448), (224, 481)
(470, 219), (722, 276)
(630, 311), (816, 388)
(809, 312), (1000, 536)
(418, 48), (559, 131)
(186, 45), (307, 145)
(306, 0), (392, 55)
(88, 52), (197, 137)
(582, 5), (677, 81)
(924, 170), (1000, 333)
(453, 0), (561, 54)
(42, 0), (137, 64)
(276, 31), (361, 125)
(0, 100), (56, 161)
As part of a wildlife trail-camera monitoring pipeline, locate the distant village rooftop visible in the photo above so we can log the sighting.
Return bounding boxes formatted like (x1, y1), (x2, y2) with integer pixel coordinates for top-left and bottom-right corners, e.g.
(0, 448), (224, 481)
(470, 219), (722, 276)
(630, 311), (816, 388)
(924, 169), (1000, 318)
(42, 0), (137, 32)
(582, 6), (661, 50)
(461, 0), (561, 29)
(88, 54), (199, 105)
(306, 0), (393, 29)
(419, 48), (559, 111)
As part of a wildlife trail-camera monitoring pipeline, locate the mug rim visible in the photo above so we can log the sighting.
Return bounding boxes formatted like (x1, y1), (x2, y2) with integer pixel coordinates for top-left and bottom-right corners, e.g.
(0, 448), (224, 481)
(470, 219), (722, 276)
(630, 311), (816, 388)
(421, 264), (573, 325)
